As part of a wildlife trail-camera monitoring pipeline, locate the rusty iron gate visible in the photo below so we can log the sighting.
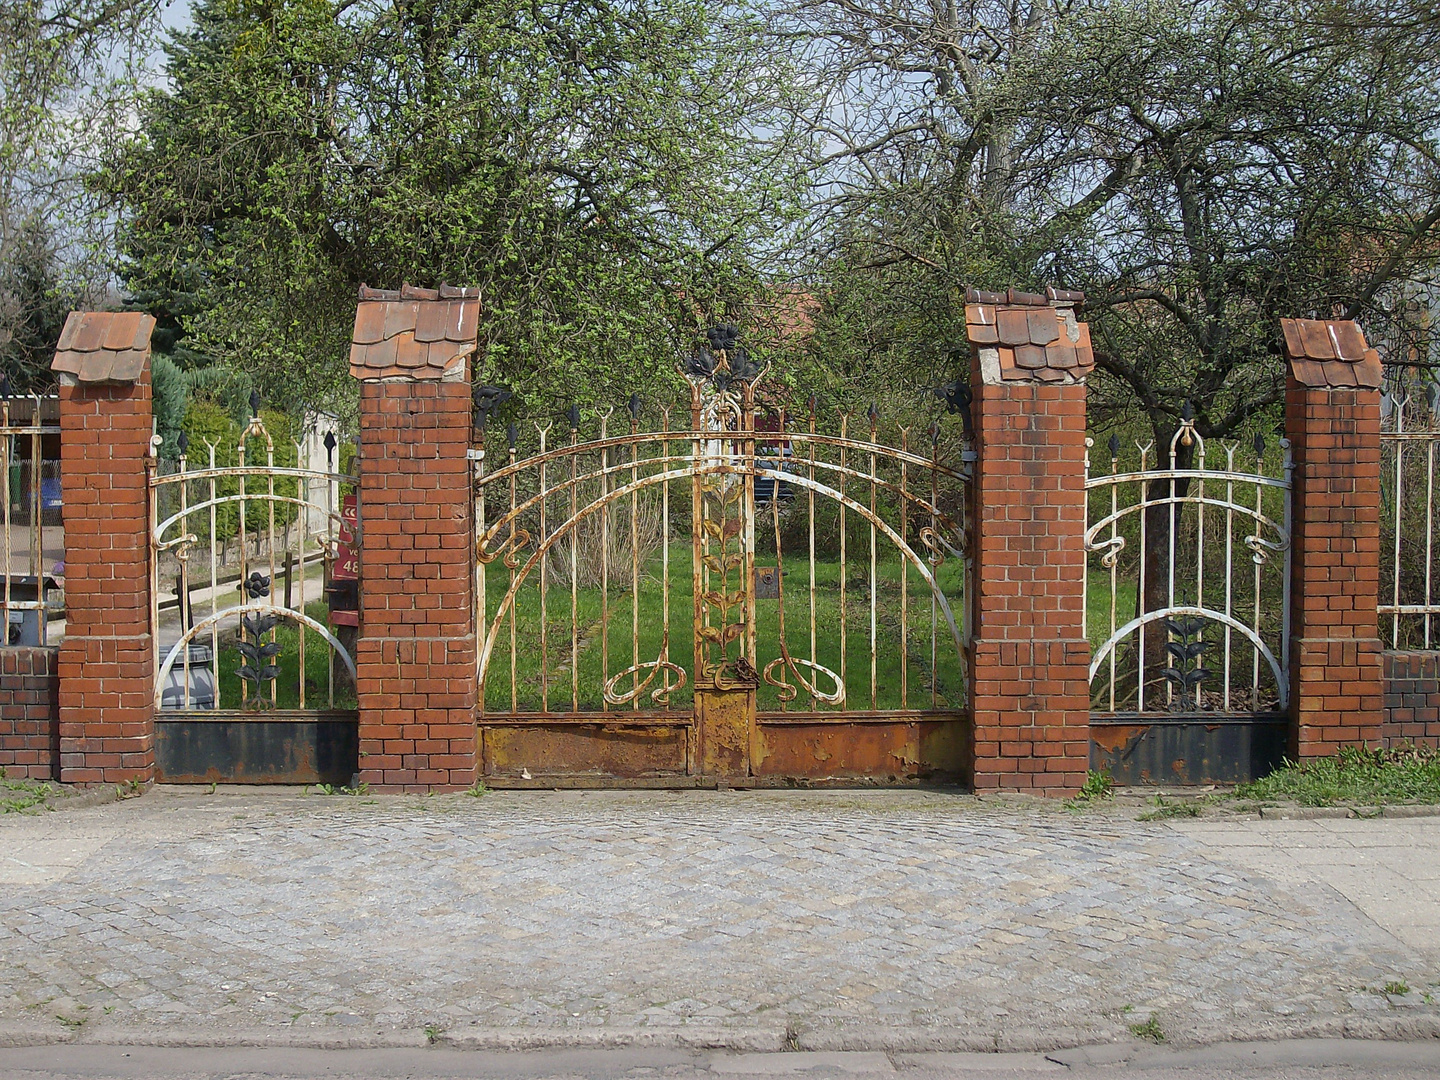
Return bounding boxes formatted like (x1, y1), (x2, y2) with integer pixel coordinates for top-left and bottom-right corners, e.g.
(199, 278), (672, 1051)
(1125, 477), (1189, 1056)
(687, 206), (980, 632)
(1084, 414), (1293, 783)
(472, 335), (973, 786)
(149, 398), (360, 783)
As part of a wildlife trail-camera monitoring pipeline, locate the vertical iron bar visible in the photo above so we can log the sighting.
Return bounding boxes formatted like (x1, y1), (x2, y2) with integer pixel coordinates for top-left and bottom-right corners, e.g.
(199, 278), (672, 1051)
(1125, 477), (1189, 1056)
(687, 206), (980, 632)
(508, 440), (518, 713)
(869, 409), (877, 711)
(930, 429), (938, 710)
(809, 402), (818, 711)
(1252, 449), (1265, 710)
(1137, 443), (1149, 713)
(1427, 437), (1436, 649)
(899, 427), (909, 710)
(570, 421), (579, 712)
(661, 407), (672, 702)
(1108, 446), (1119, 712)
(631, 407), (640, 708)
(537, 423), (550, 713)
(600, 411), (610, 708)
(839, 414), (848, 710)
(1394, 405), (1405, 648)
(1223, 446), (1235, 711)
(209, 443), (219, 709)
(179, 448), (191, 707)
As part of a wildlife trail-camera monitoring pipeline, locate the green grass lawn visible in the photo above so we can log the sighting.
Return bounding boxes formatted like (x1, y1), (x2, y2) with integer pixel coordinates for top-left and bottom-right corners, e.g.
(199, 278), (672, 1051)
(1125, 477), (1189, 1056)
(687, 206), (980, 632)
(479, 549), (968, 713)
(1235, 744), (1440, 806)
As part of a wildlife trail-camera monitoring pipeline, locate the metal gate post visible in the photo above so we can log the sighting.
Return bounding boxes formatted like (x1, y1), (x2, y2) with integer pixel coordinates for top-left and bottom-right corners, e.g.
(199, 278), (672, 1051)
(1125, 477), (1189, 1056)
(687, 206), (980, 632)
(966, 288), (1093, 796)
(688, 350), (758, 781)
(1282, 318), (1385, 755)
(52, 312), (158, 785)
(350, 284), (481, 792)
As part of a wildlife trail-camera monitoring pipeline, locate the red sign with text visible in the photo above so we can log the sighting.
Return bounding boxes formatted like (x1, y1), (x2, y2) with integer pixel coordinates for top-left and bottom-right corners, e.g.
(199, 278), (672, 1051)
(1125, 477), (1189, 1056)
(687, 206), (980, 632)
(334, 494), (359, 580)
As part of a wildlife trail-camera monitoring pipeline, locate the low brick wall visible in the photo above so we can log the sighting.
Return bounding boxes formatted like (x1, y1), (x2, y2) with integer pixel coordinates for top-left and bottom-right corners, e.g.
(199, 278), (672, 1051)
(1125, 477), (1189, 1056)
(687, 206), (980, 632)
(0, 646), (60, 780)
(1381, 650), (1440, 747)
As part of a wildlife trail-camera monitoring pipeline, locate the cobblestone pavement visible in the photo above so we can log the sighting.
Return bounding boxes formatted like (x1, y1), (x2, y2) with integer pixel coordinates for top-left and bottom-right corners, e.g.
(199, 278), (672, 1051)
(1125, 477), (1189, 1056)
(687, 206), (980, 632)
(1, 788), (1438, 1052)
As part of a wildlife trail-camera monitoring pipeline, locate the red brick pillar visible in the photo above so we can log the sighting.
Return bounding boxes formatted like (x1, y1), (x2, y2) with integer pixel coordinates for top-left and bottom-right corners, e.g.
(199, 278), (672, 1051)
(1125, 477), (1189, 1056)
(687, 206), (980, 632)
(1282, 318), (1385, 755)
(350, 285), (479, 791)
(966, 288), (1093, 795)
(51, 312), (157, 785)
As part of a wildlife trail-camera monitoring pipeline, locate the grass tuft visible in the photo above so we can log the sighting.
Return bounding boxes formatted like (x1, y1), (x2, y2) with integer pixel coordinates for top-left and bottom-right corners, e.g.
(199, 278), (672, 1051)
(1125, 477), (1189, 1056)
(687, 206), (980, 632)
(1129, 1016), (1165, 1042)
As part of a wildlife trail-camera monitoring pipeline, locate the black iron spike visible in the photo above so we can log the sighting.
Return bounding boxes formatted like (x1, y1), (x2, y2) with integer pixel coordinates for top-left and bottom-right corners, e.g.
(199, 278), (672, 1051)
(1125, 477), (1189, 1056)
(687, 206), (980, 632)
(506, 422), (518, 450)
(1181, 399), (1193, 422)
(929, 419), (940, 443)
(566, 403), (581, 431)
(323, 431), (337, 468)
(807, 394), (818, 417)
(249, 389), (262, 417)
(1108, 433), (1120, 458)
(1253, 432), (1266, 456)
(0, 375), (12, 398)
(177, 430), (190, 456)
(628, 393), (642, 423)
(868, 401), (879, 425)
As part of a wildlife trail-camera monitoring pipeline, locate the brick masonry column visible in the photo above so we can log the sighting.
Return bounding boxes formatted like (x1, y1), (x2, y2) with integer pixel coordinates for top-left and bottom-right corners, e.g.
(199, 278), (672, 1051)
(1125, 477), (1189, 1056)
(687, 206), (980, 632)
(351, 284), (479, 792)
(51, 312), (157, 785)
(1282, 318), (1385, 755)
(965, 288), (1093, 795)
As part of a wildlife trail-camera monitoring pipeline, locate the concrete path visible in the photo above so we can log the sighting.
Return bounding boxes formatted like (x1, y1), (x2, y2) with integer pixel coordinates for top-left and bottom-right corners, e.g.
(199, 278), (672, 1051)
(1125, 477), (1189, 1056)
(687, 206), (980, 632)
(1, 789), (1438, 1055)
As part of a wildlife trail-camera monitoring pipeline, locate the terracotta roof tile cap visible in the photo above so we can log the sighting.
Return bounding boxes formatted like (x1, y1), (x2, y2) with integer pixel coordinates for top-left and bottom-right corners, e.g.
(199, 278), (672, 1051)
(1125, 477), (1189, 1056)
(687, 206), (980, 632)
(1006, 288), (1048, 307)
(50, 311), (155, 384)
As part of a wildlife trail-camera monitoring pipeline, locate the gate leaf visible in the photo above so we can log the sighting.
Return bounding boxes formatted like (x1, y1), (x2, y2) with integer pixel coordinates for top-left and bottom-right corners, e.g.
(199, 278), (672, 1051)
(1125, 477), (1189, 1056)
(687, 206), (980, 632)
(235, 640), (260, 661)
(258, 642), (281, 659)
(1184, 640), (1207, 659)
(1165, 641), (1187, 661)
(257, 665), (280, 681)
(1184, 668), (1212, 686)
(1161, 666), (1186, 685)
(236, 664), (258, 682)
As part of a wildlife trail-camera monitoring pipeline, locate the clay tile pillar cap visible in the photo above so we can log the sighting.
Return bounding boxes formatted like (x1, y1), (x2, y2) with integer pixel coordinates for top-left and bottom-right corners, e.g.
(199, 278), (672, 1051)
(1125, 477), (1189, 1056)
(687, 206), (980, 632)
(51, 311), (155, 385)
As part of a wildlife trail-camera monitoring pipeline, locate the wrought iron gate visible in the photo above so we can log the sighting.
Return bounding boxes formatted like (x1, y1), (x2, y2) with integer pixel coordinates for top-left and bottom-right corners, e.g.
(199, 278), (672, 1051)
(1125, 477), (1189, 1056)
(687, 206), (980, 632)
(472, 337), (972, 785)
(1084, 414), (1292, 782)
(149, 400), (359, 783)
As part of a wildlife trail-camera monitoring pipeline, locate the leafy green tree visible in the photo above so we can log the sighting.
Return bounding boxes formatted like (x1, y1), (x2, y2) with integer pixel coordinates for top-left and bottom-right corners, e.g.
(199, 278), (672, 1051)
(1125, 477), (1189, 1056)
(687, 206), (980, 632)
(102, 0), (808, 417)
(1, 0), (162, 359)
(0, 216), (83, 391)
(782, 0), (1440, 440)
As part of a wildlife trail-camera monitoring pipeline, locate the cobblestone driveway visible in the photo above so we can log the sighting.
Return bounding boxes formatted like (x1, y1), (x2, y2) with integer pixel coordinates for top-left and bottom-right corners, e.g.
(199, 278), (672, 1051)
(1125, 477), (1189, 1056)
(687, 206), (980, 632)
(1, 789), (1437, 1051)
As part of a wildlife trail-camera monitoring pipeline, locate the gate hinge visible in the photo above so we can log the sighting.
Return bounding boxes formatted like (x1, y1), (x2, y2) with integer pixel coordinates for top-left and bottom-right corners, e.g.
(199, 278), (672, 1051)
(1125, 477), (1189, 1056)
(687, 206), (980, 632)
(466, 449), (485, 461)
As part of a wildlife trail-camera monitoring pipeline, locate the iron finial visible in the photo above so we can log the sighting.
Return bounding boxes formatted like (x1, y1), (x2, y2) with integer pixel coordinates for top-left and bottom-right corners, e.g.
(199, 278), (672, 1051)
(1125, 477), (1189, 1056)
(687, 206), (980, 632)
(506, 421), (518, 449)
(929, 419), (940, 443)
(566, 403), (581, 431)
(249, 389), (262, 417)
(0, 375), (12, 398)
(807, 394), (818, 417)
(177, 430), (189, 456)
(868, 401), (879, 425)
(1181, 399), (1193, 422)
(628, 393), (642, 422)
(471, 384), (513, 429)
(1253, 432), (1266, 456)
(1107, 433), (1119, 458)
(323, 431), (337, 467)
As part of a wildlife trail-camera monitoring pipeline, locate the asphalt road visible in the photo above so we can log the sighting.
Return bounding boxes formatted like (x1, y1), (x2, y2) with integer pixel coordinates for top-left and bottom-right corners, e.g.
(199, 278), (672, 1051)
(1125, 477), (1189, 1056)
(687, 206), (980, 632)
(3, 1042), (1440, 1080)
